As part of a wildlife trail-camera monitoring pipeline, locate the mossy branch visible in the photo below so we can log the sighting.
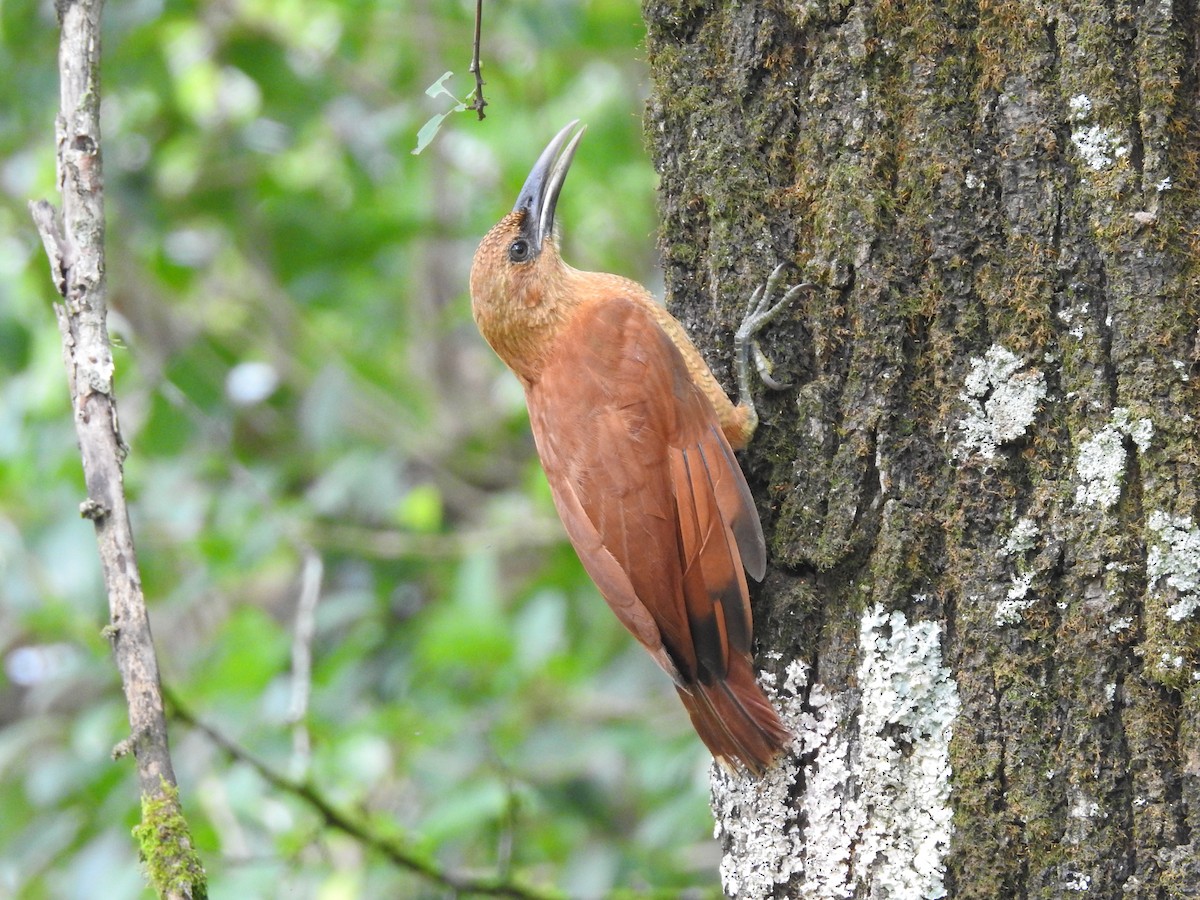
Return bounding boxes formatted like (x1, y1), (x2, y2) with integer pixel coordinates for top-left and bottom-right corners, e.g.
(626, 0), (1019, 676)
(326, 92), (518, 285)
(133, 781), (208, 900)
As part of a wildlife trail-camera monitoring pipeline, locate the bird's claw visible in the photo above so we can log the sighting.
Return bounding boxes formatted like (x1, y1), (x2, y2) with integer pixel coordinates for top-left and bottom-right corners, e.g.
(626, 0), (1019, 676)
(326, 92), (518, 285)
(752, 342), (790, 390)
(737, 264), (812, 345)
(735, 264), (814, 414)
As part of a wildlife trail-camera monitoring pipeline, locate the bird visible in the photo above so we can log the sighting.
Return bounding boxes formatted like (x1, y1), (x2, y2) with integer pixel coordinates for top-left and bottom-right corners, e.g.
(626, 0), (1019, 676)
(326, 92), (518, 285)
(469, 120), (800, 775)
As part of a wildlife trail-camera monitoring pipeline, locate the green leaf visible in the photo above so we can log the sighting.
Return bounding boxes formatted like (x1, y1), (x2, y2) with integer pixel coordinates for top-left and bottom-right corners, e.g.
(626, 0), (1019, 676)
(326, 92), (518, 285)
(413, 111), (452, 156)
(413, 72), (467, 154)
(424, 71), (456, 100)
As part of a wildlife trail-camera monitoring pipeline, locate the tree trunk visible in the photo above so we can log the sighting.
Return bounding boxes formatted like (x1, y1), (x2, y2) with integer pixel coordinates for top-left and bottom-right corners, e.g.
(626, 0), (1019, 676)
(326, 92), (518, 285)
(643, 1), (1200, 897)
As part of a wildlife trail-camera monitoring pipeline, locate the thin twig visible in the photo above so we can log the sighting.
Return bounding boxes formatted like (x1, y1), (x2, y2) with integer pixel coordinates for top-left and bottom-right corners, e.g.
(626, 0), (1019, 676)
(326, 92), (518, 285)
(469, 0), (487, 119)
(287, 548), (323, 779)
(167, 692), (563, 900)
(29, 0), (204, 896)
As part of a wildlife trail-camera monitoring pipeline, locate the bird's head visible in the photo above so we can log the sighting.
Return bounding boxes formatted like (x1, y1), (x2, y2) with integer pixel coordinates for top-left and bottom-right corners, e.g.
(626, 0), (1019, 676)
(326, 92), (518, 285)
(470, 121), (585, 337)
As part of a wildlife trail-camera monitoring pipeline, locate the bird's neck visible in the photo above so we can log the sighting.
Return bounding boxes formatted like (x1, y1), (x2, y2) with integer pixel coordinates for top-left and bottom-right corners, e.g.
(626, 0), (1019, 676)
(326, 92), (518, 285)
(475, 261), (584, 386)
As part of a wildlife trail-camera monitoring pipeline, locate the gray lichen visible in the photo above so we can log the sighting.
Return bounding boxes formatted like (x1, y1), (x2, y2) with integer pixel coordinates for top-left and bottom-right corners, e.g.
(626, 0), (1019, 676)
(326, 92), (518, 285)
(1068, 94), (1130, 172)
(1075, 408), (1155, 510)
(958, 345), (1047, 460)
(1147, 511), (1200, 621)
(1074, 425), (1127, 509)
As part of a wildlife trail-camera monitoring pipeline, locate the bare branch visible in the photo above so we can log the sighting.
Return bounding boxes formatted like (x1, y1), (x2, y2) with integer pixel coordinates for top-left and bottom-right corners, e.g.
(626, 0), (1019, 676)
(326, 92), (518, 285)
(29, 1), (204, 896)
(469, 0), (487, 119)
(168, 694), (564, 900)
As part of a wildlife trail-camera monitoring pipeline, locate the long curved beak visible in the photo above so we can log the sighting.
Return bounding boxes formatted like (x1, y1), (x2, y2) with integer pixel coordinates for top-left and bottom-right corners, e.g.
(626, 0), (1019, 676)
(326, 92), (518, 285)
(512, 120), (586, 252)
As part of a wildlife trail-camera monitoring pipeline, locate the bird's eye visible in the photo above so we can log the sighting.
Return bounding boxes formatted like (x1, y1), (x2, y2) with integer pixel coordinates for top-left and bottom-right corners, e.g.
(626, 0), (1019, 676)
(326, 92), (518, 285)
(508, 239), (531, 262)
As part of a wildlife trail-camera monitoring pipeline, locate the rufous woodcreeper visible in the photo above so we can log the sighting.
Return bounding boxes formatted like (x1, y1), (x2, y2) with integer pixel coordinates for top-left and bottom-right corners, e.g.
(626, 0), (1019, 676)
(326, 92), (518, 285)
(470, 121), (797, 775)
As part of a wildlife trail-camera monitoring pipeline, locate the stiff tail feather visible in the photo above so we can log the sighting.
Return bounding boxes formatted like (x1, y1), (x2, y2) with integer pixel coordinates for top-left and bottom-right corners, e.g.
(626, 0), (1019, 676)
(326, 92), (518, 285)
(676, 659), (792, 776)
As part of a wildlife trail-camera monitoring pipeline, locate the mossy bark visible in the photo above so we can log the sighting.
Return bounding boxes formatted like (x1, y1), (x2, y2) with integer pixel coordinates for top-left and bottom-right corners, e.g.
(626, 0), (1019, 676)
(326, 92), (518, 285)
(644, 0), (1200, 896)
(132, 781), (207, 900)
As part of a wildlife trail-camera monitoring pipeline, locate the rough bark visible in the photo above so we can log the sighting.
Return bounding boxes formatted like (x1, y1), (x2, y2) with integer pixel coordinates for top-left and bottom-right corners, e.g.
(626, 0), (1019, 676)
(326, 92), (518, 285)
(643, 0), (1200, 897)
(29, 1), (205, 897)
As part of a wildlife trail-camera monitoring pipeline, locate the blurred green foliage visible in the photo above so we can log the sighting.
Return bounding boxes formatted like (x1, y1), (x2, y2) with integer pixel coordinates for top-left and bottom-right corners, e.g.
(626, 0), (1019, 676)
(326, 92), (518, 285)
(0, 0), (721, 896)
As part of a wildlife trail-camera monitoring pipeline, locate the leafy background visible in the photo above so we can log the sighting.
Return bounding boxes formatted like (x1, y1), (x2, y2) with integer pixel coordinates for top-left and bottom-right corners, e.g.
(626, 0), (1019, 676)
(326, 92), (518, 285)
(0, 0), (722, 895)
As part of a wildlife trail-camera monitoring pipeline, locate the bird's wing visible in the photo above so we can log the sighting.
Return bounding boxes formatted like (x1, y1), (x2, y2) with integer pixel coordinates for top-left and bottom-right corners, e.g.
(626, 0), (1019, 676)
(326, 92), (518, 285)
(526, 296), (765, 684)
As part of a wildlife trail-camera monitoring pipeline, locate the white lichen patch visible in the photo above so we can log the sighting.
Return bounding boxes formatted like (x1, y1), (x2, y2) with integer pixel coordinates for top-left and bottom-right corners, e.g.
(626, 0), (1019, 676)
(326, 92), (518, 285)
(794, 681), (856, 899)
(1127, 416), (1155, 453)
(714, 610), (960, 899)
(1108, 616), (1133, 634)
(711, 659), (806, 899)
(1074, 408), (1154, 509)
(1071, 124), (1127, 170)
(1063, 871), (1093, 892)
(852, 606), (959, 897)
(1057, 302), (1086, 340)
(1075, 426), (1126, 509)
(996, 572), (1036, 627)
(996, 518), (1041, 625)
(1068, 94), (1093, 116)
(790, 608), (961, 899)
(1069, 802), (1100, 824)
(1146, 511), (1200, 621)
(1068, 94), (1129, 171)
(958, 345), (1047, 459)
(1001, 517), (1039, 556)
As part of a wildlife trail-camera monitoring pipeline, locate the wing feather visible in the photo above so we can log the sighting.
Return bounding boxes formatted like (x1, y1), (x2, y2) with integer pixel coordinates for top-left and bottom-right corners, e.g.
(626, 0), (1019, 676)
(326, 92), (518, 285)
(705, 425), (766, 582)
(526, 296), (761, 684)
(672, 446), (733, 678)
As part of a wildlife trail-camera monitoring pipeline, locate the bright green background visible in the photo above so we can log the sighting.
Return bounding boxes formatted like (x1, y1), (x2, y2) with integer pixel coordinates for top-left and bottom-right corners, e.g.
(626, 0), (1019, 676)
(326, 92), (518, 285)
(0, 0), (721, 895)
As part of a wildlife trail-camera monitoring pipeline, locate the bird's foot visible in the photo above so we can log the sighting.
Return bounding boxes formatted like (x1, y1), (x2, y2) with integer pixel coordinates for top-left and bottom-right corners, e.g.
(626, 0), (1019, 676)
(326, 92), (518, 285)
(734, 263), (814, 437)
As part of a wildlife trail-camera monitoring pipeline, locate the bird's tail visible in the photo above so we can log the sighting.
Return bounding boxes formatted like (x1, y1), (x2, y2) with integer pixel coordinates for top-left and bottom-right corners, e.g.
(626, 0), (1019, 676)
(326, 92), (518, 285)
(676, 659), (792, 777)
